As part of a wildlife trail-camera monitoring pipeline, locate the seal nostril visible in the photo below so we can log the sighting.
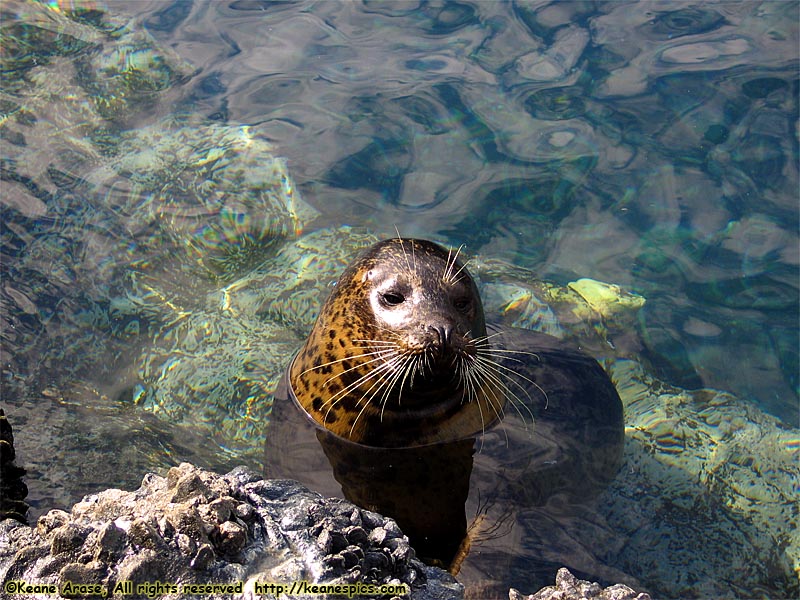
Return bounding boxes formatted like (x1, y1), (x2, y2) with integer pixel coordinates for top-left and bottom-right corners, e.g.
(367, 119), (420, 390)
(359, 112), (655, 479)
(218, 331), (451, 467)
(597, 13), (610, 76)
(430, 325), (453, 349)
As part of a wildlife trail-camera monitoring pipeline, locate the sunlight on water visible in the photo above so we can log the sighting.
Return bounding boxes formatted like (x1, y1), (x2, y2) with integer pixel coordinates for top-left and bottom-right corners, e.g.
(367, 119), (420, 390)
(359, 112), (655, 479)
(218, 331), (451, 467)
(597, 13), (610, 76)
(0, 1), (797, 597)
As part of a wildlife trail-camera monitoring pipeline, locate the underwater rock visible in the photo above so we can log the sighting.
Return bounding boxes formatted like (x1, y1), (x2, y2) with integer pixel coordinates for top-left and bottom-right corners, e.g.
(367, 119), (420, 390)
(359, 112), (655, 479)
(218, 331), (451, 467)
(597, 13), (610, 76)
(87, 120), (318, 281)
(609, 359), (800, 597)
(130, 228), (376, 462)
(566, 278), (646, 320)
(1, 1), (316, 412)
(473, 257), (647, 360)
(510, 568), (651, 600)
(0, 0), (197, 206)
(0, 463), (462, 600)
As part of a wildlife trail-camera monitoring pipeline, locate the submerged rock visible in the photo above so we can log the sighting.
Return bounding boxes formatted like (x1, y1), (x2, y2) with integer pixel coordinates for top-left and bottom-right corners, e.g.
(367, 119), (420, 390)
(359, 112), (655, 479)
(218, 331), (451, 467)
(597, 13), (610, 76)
(0, 463), (462, 600)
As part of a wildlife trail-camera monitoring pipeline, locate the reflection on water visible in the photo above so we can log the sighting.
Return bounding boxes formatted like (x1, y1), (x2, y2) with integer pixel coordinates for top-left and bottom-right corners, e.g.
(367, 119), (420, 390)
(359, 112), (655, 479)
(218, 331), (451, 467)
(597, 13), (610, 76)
(0, 1), (797, 598)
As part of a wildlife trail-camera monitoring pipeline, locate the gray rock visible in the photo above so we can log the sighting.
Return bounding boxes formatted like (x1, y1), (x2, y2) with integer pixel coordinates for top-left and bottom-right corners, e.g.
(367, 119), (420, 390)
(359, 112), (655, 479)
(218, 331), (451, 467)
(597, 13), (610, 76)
(0, 463), (463, 600)
(509, 568), (651, 600)
(1, 461), (649, 600)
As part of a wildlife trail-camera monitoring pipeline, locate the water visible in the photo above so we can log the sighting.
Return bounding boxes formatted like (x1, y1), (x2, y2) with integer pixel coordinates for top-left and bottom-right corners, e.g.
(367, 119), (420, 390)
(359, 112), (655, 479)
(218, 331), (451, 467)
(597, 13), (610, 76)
(1, 1), (798, 597)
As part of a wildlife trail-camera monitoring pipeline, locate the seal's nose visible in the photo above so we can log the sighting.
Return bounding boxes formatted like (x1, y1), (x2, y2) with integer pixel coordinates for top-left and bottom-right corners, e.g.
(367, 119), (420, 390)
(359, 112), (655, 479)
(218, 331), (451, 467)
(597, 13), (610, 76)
(430, 324), (453, 350)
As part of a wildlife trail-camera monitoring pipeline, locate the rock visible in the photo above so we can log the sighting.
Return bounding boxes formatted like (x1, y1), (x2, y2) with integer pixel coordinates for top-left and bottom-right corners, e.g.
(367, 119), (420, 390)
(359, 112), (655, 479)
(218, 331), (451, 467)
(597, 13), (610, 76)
(0, 414), (645, 600)
(509, 568), (651, 600)
(0, 463), (463, 600)
(0, 409), (29, 524)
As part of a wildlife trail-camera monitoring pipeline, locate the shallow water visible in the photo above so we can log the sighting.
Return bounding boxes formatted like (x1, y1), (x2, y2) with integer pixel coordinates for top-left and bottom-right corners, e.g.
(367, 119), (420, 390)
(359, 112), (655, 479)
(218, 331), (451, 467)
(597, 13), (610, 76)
(1, 1), (798, 598)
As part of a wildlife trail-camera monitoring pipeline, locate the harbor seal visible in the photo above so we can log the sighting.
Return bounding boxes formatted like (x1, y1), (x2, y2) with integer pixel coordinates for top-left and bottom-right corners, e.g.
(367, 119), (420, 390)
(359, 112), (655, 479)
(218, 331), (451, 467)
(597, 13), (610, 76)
(266, 238), (625, 588)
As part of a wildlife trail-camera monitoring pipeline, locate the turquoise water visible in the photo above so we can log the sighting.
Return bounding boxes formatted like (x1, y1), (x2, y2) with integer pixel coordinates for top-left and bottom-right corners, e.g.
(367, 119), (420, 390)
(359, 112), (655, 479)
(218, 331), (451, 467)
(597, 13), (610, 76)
(1, 1), (798, 598)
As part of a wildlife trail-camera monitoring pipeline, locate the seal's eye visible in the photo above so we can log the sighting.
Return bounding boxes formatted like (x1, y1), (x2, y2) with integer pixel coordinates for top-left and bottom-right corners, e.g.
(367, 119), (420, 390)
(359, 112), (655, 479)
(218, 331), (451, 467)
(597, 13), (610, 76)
(381, 291), (405, 306)
(453, 297), (471, 312)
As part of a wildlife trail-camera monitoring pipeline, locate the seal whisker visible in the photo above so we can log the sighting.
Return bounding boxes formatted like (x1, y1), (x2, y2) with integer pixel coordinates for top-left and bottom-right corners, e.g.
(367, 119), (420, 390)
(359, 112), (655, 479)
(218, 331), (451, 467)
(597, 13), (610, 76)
(352, 354), (410, 424)
(320, 352), (399, 394)
(351, 339), (402, 346)
(474, 346), (542, 361)
(463, 371), (514, 451)
(348, 352), (413, 437)
(472, 353), (533, 402)
(472, 334), (541, 361)
(447, 256), (472, 286)
(465, 354), (518, 451)
(377, 363), (406, 418)
(369, 325), (408, 343)
(471, 336), (545, 408)
(318, 351), (402, 402)
(341, 351), (412, 435)
(458, 351), (520, 426)
(445, 244), (461, 284)
(349, 342), (405, 355)
(381, 353), (418, 419)
(421, 349), (434, 380)
(465, 360), (508, 422)
(475, 343), (541, 362)
(456, 358), (490, 452)
(364, 351), (410, 404)
(308, 352), (402, 420)
(321, 354), (405, 423)
(396, 236), (414, 278)
(482, 355), (549, 411)
(443, 244), (466, 285)
(444, 246), (455, 284)
(471, 331), (506, 343)
(349, 401), (373, 439)
(401, 352), (423, 396)
(471, 354), (539, 423)
(298, 348), (395, 375)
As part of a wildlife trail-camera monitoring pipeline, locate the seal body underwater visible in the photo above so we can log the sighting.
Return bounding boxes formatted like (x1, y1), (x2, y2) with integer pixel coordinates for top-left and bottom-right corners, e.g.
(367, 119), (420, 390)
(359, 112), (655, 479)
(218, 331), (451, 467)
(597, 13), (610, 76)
(265, 238), (627, 592)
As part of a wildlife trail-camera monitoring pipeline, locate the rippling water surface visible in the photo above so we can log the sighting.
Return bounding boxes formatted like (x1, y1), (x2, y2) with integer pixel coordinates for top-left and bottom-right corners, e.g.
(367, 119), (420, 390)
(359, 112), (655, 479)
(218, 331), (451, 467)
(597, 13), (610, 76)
(1, 1), (798, 598)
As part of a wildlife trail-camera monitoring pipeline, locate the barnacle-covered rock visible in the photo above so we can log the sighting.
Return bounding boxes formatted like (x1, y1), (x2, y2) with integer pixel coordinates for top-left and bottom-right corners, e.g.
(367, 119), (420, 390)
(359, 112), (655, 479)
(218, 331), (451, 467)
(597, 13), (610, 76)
(0, 463), (462, 600)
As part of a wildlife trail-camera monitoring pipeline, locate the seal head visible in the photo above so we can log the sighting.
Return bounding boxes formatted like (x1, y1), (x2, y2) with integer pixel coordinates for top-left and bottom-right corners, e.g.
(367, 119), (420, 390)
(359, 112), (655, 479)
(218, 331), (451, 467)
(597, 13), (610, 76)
(288, 238), (504, 447)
